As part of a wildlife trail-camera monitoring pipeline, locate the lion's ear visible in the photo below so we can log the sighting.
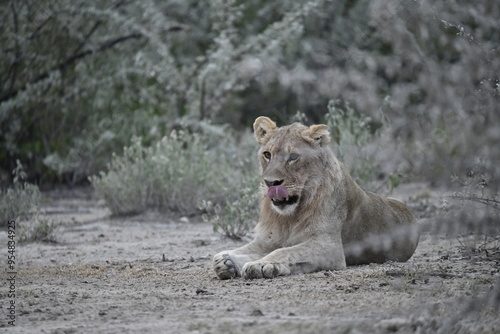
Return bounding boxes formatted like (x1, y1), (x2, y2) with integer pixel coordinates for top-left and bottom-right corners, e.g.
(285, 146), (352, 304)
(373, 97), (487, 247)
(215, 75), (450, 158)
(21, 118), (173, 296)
(302, 124), (330, 147)
(253, 116), (277, 145)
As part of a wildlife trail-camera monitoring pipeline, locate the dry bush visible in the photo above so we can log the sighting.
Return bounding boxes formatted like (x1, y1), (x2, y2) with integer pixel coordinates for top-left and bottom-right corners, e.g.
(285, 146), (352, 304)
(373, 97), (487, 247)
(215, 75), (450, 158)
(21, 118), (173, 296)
(0, 161), (59, 242)
(90, 127), (258, 219)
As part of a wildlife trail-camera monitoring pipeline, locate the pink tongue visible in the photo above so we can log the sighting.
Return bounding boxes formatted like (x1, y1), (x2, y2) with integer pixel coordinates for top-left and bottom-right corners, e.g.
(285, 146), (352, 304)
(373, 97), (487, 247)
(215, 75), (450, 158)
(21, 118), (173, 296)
(267, 186), (288, 201)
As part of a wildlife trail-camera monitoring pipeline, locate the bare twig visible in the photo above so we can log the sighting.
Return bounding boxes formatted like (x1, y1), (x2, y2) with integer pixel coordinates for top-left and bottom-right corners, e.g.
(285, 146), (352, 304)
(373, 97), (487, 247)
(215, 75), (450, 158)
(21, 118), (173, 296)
(449, 194), (500, 211)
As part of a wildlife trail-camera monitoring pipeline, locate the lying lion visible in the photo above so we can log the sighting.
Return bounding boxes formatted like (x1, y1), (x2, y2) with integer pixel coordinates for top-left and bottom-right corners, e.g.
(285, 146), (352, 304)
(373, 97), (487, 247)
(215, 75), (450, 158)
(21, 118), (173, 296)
(213, 116), (420, 279)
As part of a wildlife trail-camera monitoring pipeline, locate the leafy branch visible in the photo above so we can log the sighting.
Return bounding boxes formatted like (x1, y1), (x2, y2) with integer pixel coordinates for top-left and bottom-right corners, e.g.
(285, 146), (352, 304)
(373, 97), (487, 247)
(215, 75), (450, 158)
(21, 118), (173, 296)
(0, 32), (143, 104)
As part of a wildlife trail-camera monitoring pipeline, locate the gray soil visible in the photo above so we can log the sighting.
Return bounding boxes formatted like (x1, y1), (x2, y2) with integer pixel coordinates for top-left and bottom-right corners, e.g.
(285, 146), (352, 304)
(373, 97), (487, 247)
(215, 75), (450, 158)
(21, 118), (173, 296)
(1, 184), (499, 333)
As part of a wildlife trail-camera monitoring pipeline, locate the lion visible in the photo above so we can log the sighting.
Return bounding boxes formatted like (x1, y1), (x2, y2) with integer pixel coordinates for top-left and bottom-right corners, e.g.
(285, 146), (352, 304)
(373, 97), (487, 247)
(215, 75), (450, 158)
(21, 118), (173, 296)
(213, 116), (420, 279)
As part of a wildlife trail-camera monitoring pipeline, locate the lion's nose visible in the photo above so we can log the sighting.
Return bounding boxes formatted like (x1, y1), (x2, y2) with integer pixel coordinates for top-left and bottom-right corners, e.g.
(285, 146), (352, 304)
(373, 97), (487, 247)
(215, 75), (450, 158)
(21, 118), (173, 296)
(264, 179), (284, 187)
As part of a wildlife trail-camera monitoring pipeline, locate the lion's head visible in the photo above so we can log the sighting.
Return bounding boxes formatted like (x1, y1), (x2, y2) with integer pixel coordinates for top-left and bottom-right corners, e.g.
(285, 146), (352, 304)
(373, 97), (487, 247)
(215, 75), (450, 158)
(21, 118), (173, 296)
(253, 116), (336, 216)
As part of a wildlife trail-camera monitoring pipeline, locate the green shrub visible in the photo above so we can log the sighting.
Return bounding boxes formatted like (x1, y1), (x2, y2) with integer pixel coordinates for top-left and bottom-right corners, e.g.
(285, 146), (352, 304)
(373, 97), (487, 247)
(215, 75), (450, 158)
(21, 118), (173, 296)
(200, 173), (259, 240)
(18, 215), (59, 244)
(90, 126), (262, 238)
(324, 99), (403, 194)
(90, 129), (245, 216)
(325, 99), (376, 148)
(1, 161), (59, 243)
(447, 158), (500, 237)
(0, 161), (41, 223)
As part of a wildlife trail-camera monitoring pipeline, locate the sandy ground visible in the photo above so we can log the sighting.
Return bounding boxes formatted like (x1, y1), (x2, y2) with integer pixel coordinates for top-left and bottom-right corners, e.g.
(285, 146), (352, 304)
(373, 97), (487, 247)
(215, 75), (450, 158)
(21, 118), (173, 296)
(1, 184), (499, 333)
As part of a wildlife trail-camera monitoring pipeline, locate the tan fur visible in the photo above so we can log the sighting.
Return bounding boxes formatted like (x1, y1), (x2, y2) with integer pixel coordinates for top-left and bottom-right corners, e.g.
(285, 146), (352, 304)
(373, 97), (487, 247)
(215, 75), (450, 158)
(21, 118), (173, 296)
(213, 116), (420, 279)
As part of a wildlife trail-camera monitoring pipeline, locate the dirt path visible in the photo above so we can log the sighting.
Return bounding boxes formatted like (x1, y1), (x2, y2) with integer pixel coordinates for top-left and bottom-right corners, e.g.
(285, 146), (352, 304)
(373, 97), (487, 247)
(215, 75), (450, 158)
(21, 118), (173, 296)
(1, 185), (499, 333)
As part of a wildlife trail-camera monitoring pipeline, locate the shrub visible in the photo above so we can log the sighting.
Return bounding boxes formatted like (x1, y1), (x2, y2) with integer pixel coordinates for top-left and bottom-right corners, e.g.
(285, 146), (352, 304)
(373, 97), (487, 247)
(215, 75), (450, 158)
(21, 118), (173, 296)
(444, 158), (500, 240)
(90, 128), (250, 216)
(324, 99), (403, 194)
(0, 161), (59, 242)
(17, 215), (59, 244)
(0, 161), (41, 223)
(200, 173), (259, 240)
(90, 125), (262, 238)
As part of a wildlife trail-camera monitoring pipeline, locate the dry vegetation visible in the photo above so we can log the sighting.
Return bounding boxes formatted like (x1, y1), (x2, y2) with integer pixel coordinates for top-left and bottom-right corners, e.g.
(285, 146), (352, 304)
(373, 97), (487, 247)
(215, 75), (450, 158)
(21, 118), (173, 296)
(0, 0), (499, 332)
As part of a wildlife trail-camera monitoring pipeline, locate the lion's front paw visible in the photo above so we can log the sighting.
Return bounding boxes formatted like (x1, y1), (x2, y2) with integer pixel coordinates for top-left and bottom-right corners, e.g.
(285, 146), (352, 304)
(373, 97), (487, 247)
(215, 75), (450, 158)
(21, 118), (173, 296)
(242, 261), (290, 279)
(213, 253), (240, 280)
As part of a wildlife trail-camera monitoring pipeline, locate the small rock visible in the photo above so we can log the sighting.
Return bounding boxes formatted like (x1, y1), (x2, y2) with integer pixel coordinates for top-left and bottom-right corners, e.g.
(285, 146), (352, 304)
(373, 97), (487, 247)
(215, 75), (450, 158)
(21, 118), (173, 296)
(192, 239), (208, 247)
(250, 309), (264, 317)
(162, 254), (175, 262)
(377, 318), (409, 332)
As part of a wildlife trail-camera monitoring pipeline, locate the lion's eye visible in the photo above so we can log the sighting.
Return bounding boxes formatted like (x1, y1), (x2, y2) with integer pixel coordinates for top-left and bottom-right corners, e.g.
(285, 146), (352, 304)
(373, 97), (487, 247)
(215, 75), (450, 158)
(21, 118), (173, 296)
(263, 151), (271, 160)
(289, 153), (300, 161)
